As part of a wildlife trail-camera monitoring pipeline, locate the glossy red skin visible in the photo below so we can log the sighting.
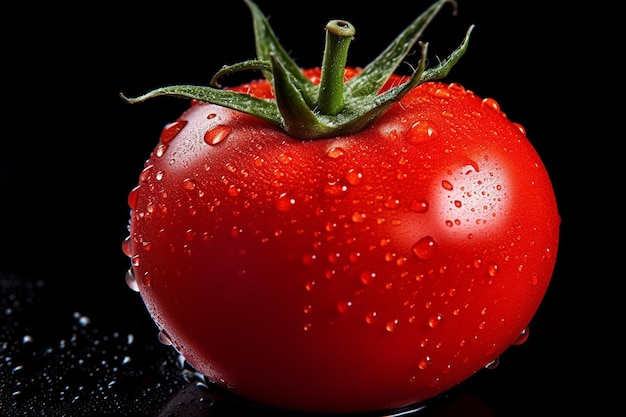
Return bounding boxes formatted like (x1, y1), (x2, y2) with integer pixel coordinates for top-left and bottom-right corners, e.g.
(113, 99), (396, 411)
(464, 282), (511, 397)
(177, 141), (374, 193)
(125, 68), (560, 414)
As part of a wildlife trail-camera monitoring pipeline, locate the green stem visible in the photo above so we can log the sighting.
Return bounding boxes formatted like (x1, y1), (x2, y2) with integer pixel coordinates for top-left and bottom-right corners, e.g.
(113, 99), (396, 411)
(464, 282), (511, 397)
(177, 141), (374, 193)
(317, 20), (355, 116)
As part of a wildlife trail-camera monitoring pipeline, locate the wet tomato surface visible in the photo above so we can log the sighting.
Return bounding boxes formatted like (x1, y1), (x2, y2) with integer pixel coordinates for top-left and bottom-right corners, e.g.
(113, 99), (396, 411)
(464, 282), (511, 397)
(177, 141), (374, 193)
(123, 68), (560, 414)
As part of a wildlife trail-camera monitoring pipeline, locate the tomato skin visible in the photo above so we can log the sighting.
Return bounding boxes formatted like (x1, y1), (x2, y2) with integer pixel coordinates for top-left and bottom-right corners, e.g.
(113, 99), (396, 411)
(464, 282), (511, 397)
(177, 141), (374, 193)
(126, 69), (559, 414)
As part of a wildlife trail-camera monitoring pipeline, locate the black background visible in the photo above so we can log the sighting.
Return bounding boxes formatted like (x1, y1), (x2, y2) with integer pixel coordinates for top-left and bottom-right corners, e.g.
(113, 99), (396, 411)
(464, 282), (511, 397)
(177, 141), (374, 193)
(0, 1), (616, 416)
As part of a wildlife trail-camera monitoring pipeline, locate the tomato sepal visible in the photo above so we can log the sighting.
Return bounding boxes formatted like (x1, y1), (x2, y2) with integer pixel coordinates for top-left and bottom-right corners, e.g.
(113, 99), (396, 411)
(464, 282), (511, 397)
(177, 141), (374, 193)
(120, 0), (472, 141)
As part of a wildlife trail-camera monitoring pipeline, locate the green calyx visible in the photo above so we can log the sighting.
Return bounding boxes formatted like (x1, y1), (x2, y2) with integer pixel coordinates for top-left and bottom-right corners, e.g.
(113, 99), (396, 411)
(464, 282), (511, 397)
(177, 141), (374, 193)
(120, 0), (474, 140)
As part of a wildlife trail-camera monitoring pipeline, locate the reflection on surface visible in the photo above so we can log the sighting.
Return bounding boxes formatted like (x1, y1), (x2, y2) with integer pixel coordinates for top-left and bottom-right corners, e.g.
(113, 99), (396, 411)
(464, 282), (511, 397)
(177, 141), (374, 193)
(157, 379), (495, 417)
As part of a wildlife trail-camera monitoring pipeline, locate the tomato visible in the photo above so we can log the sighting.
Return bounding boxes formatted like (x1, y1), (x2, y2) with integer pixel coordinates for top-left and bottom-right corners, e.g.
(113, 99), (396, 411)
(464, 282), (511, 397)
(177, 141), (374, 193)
(122, 0), (559, 414)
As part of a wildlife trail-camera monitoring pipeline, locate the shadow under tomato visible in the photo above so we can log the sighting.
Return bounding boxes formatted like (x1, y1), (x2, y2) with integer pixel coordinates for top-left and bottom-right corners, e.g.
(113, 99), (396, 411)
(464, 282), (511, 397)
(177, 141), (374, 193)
(157, 381), (495, 417)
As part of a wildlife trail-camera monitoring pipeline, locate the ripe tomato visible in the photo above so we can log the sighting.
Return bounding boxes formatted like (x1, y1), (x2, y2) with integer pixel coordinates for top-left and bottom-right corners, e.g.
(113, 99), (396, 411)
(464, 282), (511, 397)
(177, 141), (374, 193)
(122, 1), (559, 414)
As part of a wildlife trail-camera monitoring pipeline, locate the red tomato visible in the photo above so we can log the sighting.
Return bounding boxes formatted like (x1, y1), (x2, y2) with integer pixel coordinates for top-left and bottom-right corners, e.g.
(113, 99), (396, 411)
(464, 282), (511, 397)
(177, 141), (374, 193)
(122, 1), (559, 414)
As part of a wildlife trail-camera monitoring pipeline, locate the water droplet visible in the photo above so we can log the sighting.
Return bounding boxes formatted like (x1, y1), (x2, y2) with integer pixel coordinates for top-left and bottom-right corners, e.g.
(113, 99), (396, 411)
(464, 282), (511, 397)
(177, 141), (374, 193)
(160, 120), (187, 144)
(155, 143), (168, 157)
(351, 212), (366, 223)
(127, 186), (139, 210)
(327, 147), (346, 158)
(337, 300), (352, 314)
(417, 356), (432, 370)
(484, 357), (500, 370)
(327, 252), (340, 263)
(409, 199), (429, 213)
(364, 311), (378, 324)
(487, 263), (499, 277)
(482, 98), (500, 112)
(427, 314), (443, 328)
(513, 122), (526, 135)
(139, 164), (154, 183)
(441, 180), (453, 191)
(433, 87), (451, 99)
(384, 197), (401, 209)
(204, 124), (232, 145)
(406, 120), (438, 144)
(345, 169), (363, 185)
(385, 319), (399, 332)
(227, 185), (240, 197)
(275, 192), (295, 212)
(158, 330), (173, 346)
(412, 236), (438, 260)
(513, 327), (529, 345)
(182, 178), (196, 190)
(278, 153), (293, 164)
(142, 272), (151, 287)
(302, 253), (316, 266)
(360, 270), (376, 285)
(125, 268), (139, 292)
(447, 83), (466, 93)
(323, 181), (348, 197)
(121, 236), (131, 257)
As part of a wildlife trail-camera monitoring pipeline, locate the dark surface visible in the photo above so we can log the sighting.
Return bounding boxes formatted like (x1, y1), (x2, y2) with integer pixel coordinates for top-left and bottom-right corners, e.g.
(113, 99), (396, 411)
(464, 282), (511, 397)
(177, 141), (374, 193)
(1, 1), (616, 416)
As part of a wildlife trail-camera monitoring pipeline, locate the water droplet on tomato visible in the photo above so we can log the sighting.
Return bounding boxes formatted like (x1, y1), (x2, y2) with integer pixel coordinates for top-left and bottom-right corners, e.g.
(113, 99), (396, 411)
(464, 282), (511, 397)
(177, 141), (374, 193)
(127, 186), (139, 209)
(121, 236), (131, 257)
(487, 263), (499, 277)
(427, 314), (443, 328)
(484, 357), (500, 370)
(227, 185), (240, 197)
(155, 143), (168, 157)
(275, 193), (295, 211)
(412, 236), (437, 260)
(158, 330), (173, 346)
(433, 87), (452, 99)
(337, 300), (352, 314)
(482, 97), (500, 112)
(204, 124), (231, 145)
(360, 270), (376, 285)
(278, 153), (293, 164)
(384, 197), (400, 209)
(447, 82), (466, 93)
(327, 147), (346, 158)
(302, 253), (316, 265)
(139, 164), (154, 183)
(142, 272), (151, 287)
(441, 180), (453, 191)
(513, 327), (529, 345)
(409, 199), (429, 213)
(345, 169), (363, 185)
(417, 356), (432, 370)
(182, 178), (196, 191)
(323, 181), (348, 197)
(513, 122), (526, 135)
(364, 311), (378, 324)
(385, 319), (399, 332)
(351, 212), (366, 223)
(125, 268), (139, 292)
(160, 120), (187, 144)
(406, 120), (438, 144)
